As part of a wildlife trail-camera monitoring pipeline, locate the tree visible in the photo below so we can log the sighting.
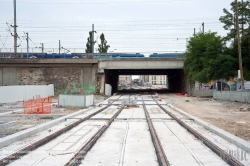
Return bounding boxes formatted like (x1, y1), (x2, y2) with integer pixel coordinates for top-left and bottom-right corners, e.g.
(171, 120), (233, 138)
(98, 33), (110, 53)
(241, 34), (250, 80)
(208, 54), (237, 80)
(85, 32), (96, 53)
(184, 32), (237, 84)
(219, 1), (250, 80)
(219, 1), (250, 41)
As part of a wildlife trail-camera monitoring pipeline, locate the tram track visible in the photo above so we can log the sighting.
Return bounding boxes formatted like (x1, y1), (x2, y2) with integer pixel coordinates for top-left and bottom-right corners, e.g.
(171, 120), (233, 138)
(142, 97), (170, 166)
(65, 106), (124, 166)
(0, 105), (110, 166)
(155, 100), (244, 166)
(0, 96), (124, 166)
(0, 93), (248, 166)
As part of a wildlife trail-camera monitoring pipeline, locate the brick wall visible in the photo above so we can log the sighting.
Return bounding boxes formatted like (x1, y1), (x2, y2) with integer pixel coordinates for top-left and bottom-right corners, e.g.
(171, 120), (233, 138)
(19, 67), (82, 95)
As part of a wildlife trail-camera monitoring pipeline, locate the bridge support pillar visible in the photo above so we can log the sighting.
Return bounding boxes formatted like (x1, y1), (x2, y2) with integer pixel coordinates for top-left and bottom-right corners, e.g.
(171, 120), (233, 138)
(96, 73), (105, 95)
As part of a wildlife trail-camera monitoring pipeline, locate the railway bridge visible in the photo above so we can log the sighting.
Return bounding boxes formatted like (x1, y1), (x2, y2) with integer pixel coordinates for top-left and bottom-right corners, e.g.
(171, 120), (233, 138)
(0, 58), (185, 94)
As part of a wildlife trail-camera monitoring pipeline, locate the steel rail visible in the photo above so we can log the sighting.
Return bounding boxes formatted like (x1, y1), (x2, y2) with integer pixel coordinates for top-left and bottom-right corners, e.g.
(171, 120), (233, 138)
(0, 105), (110, 166)
(0, 95), (124, 166)
(156, 101), (244, 166)
(65, 106), (124, 166)
(142, 98), (170, 166)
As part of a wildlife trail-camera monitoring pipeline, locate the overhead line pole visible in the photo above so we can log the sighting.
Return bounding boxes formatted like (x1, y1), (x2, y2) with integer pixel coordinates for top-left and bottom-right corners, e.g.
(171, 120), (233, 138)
(235, 0), (244, 88)
(41, 43), (44, 53)
(13, 0), (17, 57)
(92, 24), (94, 53)
(202, 22), (204, 34)
(241, 0), (244, 32)
(26, 33), (29, 58)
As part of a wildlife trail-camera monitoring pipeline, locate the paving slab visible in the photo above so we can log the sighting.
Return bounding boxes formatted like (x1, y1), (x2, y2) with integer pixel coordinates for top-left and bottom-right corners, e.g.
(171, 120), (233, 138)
(8, 121), (106, 165)
(80, 121), (158, 166)
(153, 121), (228, 166)
(117, 107), (145, 119)
(167, 104), (250, 154)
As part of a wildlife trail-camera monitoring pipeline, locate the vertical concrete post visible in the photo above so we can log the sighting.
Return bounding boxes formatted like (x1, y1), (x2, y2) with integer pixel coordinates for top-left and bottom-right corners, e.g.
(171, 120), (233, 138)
(92, 24), (94, 53)
(13, 0), (17, 57)
(26, 33), (29, 58)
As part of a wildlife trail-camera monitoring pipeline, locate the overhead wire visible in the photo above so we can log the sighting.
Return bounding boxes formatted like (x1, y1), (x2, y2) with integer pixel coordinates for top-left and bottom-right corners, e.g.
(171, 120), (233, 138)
(0, 36), (9, 52)
(27, 36), (39, 48)
(0, 0), (190, 5)
(0, 28), (10, 51)
(0, 14), (228, 54)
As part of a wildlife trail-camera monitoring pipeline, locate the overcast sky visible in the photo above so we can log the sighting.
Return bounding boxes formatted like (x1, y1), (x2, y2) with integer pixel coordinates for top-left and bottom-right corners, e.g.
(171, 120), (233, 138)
(0, 0), (232, 55)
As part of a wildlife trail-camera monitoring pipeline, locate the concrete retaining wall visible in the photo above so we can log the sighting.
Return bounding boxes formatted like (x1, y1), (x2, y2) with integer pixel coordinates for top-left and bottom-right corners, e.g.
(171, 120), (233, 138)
(58, 94), (94, 107)
(193, 90), (213, 97)
(0, 67), (19, 86)
(213, 91), (250, 103)
(0, 84), (54, 103)
(0, 66), (98, 95)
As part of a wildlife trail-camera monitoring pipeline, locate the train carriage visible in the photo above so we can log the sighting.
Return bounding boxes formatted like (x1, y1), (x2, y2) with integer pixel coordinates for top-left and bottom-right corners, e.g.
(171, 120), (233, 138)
(0, 52), (187, 59)
(149, 53), (185, 58)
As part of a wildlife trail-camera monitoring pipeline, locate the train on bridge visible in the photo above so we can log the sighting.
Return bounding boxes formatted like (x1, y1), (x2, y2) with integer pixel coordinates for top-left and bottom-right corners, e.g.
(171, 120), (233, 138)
(0, 52), (185, 59)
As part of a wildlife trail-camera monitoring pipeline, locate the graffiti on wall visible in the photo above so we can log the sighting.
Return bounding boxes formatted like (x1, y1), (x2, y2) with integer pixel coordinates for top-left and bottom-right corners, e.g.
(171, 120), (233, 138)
(56, 82), (96, 95)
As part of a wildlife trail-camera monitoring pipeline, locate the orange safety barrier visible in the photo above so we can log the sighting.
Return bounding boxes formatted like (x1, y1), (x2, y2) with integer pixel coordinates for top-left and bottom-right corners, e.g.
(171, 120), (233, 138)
(23, 95), (51, 114)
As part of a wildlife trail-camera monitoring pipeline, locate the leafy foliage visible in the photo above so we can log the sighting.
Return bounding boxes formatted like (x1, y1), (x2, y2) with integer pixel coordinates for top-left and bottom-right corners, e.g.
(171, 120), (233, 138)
(219, 0), (250, 80)
(242, 34), (250, 56)
(185, 1), (250, 84)
(85, 32), (96, 53)
(208, 54), (237, 79)
(184, 32), (237, 83)
(219, 1), (250, 41)
(98, 33), (110, 53)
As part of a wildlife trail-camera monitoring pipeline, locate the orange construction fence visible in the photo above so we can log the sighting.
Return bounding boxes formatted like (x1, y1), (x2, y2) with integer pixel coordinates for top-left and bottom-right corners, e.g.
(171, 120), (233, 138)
(23, 95), (51, 114)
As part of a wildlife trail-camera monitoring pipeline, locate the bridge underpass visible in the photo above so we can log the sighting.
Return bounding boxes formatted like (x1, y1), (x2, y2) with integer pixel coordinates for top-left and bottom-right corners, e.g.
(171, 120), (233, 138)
(104, 69), (184, 94)
(0, 58), (185, 95)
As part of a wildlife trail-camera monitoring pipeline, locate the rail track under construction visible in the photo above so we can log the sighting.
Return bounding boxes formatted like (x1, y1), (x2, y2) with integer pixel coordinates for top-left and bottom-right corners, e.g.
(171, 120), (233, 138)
(0, 93), (249, 166)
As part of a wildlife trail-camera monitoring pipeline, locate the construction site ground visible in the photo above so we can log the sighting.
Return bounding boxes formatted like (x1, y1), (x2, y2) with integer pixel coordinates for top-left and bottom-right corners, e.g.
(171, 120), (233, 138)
(0, 96), (105, 138)
(1, 94), (250, 142)
(160, 93), (250, 141)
